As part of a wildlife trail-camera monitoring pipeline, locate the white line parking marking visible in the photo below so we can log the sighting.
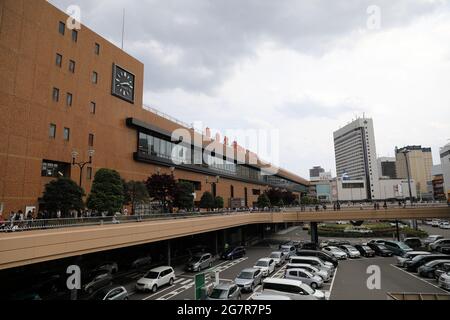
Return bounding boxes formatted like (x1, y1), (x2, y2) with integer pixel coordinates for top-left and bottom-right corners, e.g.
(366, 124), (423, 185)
(247, 285), (262, 300)
(390, 264), (449, 294)
(181, 279), (193, 285)
(328, 267), (338, 300)
(142, 285), (182, 300)
(174, 278), (184, 284)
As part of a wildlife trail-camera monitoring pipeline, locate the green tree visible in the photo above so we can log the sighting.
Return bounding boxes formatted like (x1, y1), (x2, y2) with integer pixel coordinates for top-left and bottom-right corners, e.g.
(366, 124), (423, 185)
(215, 196), (225, 209)
(146, 174), (177, 212)
(174, 181), (195, 210)
(257, 193), (271, 208)
(282, 191), (296, 206)
(87, 169), (124, 216)
(265, 188), (283, 206)
(124, 180), (150, 215)
(200, 192), (215, 211)
(42, 178), (85, 217)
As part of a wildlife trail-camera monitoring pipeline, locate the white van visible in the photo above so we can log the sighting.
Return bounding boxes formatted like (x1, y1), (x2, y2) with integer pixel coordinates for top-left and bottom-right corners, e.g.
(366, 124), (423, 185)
(262, 278), (325, 300)
(289, 256), (334, 272)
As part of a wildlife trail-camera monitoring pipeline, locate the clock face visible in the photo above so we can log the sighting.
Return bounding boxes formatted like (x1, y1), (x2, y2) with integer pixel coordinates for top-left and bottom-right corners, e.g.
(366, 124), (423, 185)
(112, 64), (135, 103)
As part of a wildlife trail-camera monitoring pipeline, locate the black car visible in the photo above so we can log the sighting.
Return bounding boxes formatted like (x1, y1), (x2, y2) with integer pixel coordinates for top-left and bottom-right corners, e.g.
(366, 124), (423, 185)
(367, 243), (393, 257)
(403, 238), (423, 250)
(83, 272), (113, 295)
(221, 246), (246, 260)
(354, 245), (376, 257)
(440, 247), (450, 254)
(301, 242), (320, 251)
(405, 254), (450, 272)
(296, 250), (339, 267)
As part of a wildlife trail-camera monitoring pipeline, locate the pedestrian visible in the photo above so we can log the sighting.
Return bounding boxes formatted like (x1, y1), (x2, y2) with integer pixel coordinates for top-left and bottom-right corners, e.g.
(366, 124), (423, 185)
(333, 203), (336, 211)
(360, 203), (363, 210)
(337, 202), (341, 211)
(56, 210), (61, 219)
(27, 210), (33, 221)
(383, 201), (388, 210)
(18, 210), (24, 221)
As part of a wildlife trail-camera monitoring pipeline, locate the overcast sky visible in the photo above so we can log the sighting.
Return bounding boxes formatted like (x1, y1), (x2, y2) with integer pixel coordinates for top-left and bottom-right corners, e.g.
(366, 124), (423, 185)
(50, 0), (450, 179)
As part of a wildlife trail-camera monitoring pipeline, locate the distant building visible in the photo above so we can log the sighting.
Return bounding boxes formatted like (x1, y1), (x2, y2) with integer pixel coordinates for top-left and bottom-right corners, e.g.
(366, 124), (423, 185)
(378, 157), (397, 179)
(395, 146), (433, 200)
(334, 118), (380, 200)
(440, 143), (450, 200)
(431, 165), (445, 200)
(310, 166), (325, 181)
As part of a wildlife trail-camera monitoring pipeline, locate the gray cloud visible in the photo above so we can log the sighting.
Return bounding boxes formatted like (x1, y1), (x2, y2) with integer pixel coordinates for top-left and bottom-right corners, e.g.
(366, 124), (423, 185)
(50, 0), (447, 93)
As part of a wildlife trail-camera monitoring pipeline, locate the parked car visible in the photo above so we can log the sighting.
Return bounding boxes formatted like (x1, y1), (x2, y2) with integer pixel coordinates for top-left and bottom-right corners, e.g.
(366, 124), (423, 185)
(354, 245), (375, 257)
(338, 245), (361, 258)
(424, 235), (444, 246)
(321, 240), (351, 248)
(280, 245), (296, 258)
(405, 254), (450, 272)
(367, 243), (394, 257)
(368, 239), (387, 245)
(296, 250), (339, 267)
(396, 251), (431, 268)
(185, 253), (214, 272)
(322, 246), (348, 260)
(262, 278), (325, 300)
(383, 240), (413, 256)
(301, 242), (320, 251)
(440, 222), (450, 230)
(91, 262), (119, 275)
(290, 256), (334, 272)
(430, 239), (450, 252)
(207, 283), (241, 300)
(418, 260), (450, 279)
(90, 285), (128, 300)
(431, 220), (441, 228)
(269, 251), (286, 267)
(254, 258), (276, 277)
(250, 293), (299, 300)
(284, 268), (324, 289)
(83, 272), (113, 295)
(440, 247), (450, 254)
(234, 268), (263, 293)
(435, 263), (450, 280)
(403, 238), (423, 250)
(131, 255), (153, 270)
(221, 246), (246, 260)
(438, 272), (450, 291)
(285, 263), (331, 282)
(135, 266), (175, 293)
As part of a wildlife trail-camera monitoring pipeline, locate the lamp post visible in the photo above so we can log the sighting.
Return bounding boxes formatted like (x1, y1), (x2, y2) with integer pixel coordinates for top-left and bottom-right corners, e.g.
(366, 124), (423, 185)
(206, 176), (220, 198)
(71, 150), (95, 188)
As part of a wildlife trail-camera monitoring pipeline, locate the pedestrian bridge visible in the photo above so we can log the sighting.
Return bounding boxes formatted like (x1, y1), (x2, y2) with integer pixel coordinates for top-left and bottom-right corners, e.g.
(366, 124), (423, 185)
(1, 207), (449, 270)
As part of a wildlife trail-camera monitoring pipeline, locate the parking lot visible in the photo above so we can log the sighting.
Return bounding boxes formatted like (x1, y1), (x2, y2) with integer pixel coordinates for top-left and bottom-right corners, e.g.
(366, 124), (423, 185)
(109, 237), (449, 300)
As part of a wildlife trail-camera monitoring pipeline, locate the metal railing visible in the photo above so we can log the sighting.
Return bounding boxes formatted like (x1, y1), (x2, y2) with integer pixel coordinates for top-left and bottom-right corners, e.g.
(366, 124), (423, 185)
(0, 204), (447, 234)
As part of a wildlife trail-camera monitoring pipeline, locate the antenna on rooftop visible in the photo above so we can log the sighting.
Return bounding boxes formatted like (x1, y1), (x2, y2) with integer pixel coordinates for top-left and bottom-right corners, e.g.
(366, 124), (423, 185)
(121, 8), (125, 50)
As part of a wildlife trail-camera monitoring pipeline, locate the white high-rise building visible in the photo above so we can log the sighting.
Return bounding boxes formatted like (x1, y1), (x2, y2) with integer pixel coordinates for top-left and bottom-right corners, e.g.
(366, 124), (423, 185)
(333, 118), (380, 200)
(440, 143), (450, 200)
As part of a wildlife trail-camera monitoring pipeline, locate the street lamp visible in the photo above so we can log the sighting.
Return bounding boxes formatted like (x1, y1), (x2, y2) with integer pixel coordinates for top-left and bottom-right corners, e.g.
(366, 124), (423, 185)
(397, 147), (417, 231)
(71, 149), (95, 187)
(206, 176), (220, 198)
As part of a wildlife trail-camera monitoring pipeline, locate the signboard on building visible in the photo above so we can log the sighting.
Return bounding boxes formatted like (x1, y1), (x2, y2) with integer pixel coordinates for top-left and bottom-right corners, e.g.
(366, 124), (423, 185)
(230, 198), (245, 209)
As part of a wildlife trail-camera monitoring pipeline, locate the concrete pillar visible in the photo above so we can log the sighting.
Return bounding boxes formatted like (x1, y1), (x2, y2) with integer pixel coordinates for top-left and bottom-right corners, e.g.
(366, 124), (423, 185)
(215, 232), (219, 255)
(310, 222), (319, 244)
(167, 241), (171, 266)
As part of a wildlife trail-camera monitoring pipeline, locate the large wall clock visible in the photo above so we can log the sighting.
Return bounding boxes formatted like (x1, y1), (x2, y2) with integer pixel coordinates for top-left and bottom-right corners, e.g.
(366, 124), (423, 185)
(112, 64), (135, 103)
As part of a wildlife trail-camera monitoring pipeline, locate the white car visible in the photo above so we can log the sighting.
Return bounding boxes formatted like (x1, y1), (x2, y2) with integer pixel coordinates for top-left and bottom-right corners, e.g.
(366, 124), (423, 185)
(285, 263), (331, 282)
(339, 245), (361, 259)
(439, 272), (450, 290)
(431, 220), (441, 228)
(254, 258), (276, 277)
(269, 252), (286, 267)
(322, 246), (348, 260)
(280, 245), (296, 259)
(439, 222), (450, 230)
(135, 266), (175, 293)
(262, 278), (326, 300)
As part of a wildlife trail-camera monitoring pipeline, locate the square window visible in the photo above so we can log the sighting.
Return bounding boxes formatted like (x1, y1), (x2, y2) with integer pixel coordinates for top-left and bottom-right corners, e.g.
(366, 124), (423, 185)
(90, 102), (96, 114)
(56, 54), (62, 67)
(66, 93), (73, 106)
(52, 88), (60, 102)
(59, 22), (65, 35)
(95, 43), (100, 55)
(72, 30), (78, 42)
(92, 71), (98, 84)
(64, 127), (70, 141)
(49, 124), (56, 139)
(69, 60), (76, 73)
(88, 134), (94, 147)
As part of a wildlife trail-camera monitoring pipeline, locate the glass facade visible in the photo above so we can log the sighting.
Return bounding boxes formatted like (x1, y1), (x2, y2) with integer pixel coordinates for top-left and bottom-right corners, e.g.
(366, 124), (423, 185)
(137, 130), (306, 192)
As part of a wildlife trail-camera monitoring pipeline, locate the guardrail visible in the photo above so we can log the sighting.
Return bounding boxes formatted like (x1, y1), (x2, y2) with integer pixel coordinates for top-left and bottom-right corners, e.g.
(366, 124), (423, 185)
(0, 204), (448, 234)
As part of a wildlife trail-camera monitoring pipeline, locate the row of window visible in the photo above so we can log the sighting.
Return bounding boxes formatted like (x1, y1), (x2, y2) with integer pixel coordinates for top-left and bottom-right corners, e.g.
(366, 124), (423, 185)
(52, 88), (97, 114)
(58, 21), (101, 55)
(41, 160), (92, 180)
(49, 123), (94, 147)
(54, 55), (99, 83)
